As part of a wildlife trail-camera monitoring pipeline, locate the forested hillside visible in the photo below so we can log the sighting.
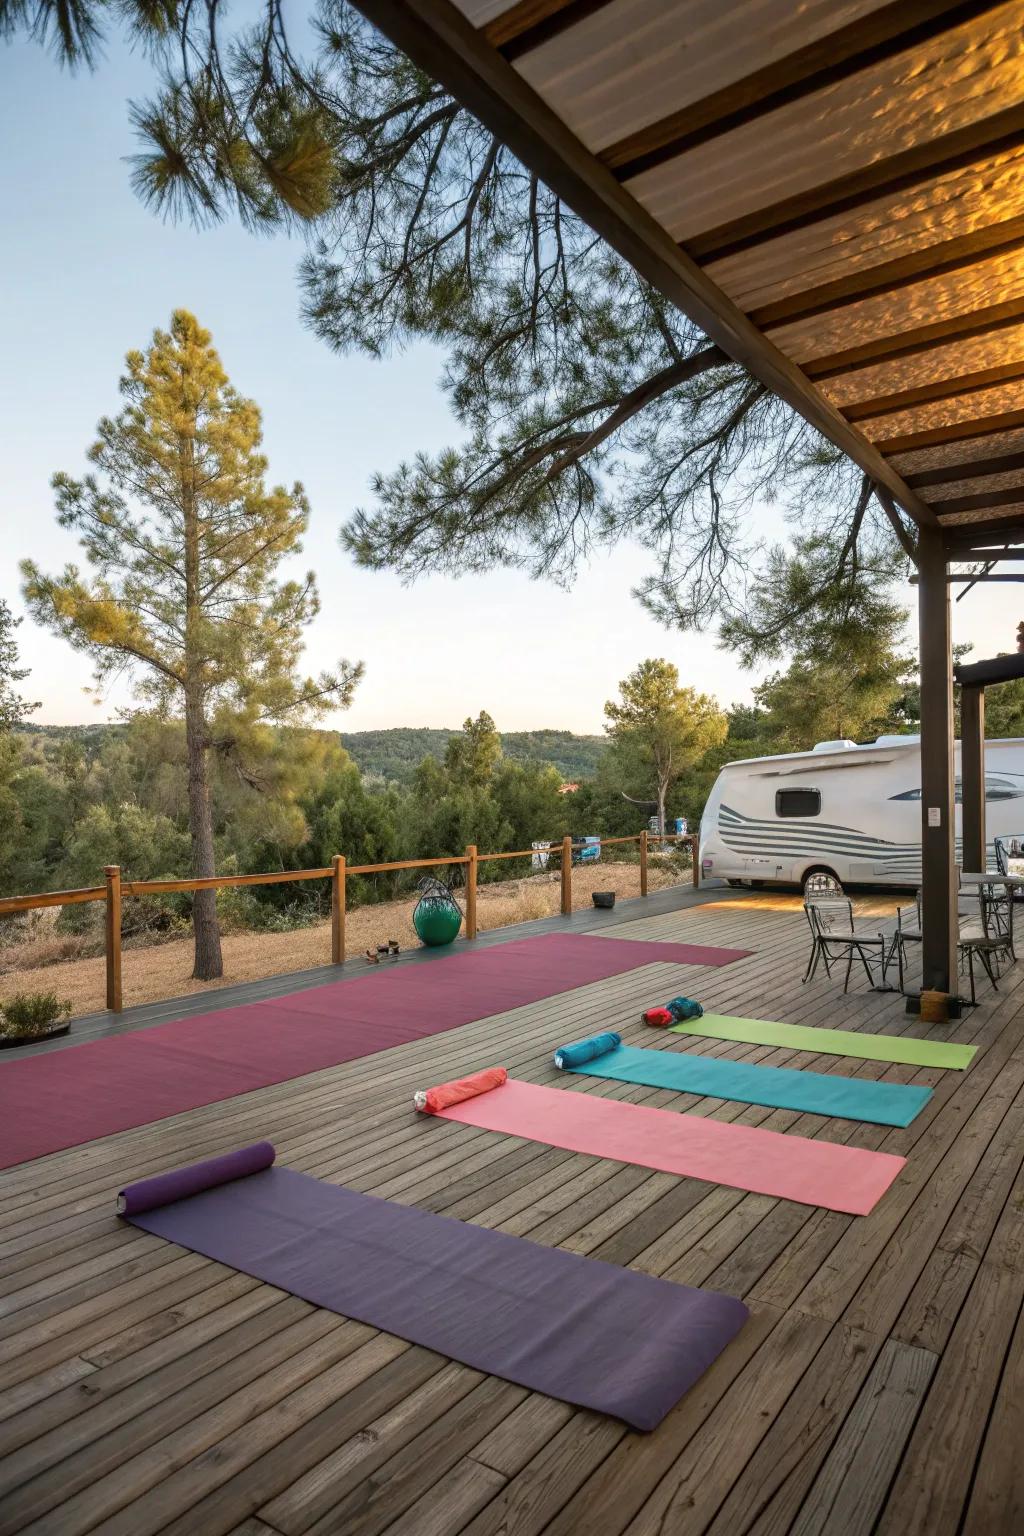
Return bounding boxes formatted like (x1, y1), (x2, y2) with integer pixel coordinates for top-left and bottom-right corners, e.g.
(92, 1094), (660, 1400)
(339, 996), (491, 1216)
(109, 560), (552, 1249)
(341, 728), (606, 783)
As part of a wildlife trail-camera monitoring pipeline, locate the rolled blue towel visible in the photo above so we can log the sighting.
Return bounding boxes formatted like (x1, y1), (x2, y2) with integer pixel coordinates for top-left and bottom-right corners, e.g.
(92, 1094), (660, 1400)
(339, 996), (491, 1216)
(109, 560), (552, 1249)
(666, 996), (703, 1021)
(553, 1032), (622, 1070)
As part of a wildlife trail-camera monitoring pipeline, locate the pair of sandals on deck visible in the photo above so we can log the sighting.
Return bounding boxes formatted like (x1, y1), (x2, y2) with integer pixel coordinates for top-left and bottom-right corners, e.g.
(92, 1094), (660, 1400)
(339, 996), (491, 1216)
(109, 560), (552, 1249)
(364, 940), (401, 964)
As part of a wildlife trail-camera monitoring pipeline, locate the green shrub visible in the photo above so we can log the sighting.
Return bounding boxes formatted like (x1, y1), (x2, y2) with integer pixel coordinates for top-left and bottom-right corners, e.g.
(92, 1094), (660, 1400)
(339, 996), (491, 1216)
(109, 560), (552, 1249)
(1, 990), (73, 1037)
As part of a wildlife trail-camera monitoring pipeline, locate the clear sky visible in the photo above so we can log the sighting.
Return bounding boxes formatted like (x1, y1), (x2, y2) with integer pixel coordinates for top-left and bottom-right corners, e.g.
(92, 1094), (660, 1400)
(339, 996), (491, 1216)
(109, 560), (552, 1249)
(1, 30), (1020, 737)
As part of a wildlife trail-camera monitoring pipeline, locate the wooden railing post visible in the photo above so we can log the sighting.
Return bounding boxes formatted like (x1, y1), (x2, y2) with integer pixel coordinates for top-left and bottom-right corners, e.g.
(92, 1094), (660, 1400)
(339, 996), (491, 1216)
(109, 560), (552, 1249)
(331, 855), (346, 964)
(561, 835), (573, 915)
(465, 845), (478, 939)
(691, 834), (700, 888)
(104, 864), (122, 1013)
(640, 829), (648, 897)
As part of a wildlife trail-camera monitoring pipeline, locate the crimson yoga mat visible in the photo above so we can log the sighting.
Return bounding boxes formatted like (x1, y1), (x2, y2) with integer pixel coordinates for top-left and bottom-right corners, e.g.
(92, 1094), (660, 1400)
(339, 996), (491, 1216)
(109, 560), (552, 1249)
(119, 1146), (749, 1432)
(432, 1078), (904, 1214)
(0, 932), (749, 1170)
(556, 1040), (933, 1127)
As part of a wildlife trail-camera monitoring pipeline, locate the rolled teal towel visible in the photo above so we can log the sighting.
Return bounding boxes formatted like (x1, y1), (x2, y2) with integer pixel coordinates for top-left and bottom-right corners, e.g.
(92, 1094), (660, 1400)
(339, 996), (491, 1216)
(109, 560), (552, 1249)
(666, 996), (703, 1021)
(553, 1032), (622, 1070)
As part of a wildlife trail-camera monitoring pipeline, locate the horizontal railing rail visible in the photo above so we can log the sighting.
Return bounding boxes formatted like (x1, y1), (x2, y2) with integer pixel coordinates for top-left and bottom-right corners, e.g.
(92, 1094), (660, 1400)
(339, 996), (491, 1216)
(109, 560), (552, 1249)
(0, 830), (698, 1012)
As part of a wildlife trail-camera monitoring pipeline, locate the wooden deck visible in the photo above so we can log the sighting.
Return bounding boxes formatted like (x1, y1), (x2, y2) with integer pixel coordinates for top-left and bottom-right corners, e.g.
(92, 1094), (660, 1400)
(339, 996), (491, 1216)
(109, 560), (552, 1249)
(2, 886), (1023, 1535)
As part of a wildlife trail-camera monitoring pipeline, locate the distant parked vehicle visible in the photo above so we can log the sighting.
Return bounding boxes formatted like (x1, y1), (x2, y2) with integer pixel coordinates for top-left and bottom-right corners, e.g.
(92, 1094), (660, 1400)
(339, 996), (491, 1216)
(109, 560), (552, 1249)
(699, 735), (1024, 892)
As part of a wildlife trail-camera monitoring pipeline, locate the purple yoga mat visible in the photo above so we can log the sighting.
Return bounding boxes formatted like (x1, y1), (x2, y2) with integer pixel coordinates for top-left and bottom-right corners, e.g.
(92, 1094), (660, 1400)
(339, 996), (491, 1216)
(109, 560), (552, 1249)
(118, 1141), (275, 1214)
(120, 1148), (749, 1431)
(0, 932), (750, 1170)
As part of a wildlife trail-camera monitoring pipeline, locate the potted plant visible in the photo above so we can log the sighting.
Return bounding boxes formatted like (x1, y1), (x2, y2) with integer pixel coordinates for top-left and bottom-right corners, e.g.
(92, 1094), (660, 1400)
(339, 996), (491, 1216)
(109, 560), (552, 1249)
(0, 991), (73, 1047)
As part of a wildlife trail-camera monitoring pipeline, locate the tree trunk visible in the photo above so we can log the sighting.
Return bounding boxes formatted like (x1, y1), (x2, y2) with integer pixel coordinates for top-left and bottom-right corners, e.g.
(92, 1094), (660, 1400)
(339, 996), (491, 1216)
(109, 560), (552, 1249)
(179, 406), (222, 983)
(657, 780), (668, 839)
(185, 686), (223, 980)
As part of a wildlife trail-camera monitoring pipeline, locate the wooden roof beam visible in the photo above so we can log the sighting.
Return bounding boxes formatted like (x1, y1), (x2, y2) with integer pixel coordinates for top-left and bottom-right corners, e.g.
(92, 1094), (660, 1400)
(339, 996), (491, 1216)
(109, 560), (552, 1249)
(936, 512), (1024, 539)
(349, 0), (937, 527)
(687, 107), (1024, 263)
(929, 485), (1024, 515)
(905, 448), (1024, 488)
(599, 0), (992, 180)
(843, 361), (1024, 423)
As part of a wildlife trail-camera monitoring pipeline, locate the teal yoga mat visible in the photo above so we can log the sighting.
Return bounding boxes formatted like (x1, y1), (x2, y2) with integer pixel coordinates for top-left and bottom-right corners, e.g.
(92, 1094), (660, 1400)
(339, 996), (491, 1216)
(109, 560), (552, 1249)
(557, 1042), (932, 1127)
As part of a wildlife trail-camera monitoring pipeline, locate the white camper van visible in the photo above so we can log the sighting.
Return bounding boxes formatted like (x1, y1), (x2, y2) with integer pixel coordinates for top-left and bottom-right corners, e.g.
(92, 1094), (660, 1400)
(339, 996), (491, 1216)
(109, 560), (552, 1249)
(699, 735), (1024, 892)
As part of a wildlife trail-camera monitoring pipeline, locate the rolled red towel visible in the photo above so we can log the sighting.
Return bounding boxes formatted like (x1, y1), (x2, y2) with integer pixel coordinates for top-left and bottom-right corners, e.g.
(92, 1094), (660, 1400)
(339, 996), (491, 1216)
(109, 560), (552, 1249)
(642, 1007), (675, 1027)
(414, 1067), (508, 1114)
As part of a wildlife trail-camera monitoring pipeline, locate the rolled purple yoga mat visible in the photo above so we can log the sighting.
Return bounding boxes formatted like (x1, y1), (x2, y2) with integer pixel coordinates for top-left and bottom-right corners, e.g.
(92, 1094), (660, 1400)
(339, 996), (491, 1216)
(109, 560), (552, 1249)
(117, 1141), (276, 1216)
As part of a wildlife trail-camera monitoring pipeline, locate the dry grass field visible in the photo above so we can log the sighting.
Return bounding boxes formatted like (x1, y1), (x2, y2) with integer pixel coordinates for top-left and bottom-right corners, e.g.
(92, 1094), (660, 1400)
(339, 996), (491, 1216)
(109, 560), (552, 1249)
(0, 859), (688, 1019)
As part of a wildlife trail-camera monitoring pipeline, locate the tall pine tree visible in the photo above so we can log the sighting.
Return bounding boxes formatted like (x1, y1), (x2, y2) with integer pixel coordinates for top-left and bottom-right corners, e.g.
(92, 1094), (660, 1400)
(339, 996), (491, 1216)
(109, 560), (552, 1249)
(23, 310), (362, 979)
(604, 660), (726, 836)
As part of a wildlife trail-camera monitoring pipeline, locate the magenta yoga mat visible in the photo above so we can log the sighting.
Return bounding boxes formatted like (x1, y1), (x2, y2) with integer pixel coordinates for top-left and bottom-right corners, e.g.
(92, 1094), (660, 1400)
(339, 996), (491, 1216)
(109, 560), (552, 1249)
(0, 932), (749, 1169)
(120, 1145), (749, 1431)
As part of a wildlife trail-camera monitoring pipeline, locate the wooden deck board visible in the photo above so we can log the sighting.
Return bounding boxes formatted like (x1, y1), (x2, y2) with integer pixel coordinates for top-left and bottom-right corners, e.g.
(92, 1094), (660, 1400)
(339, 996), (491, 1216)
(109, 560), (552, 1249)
(1, 887), (1021, 1535)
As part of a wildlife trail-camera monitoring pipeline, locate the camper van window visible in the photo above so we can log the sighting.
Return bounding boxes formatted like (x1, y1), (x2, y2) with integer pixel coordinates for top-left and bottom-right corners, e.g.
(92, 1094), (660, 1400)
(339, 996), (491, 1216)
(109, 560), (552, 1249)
(775, 789), (821, 818)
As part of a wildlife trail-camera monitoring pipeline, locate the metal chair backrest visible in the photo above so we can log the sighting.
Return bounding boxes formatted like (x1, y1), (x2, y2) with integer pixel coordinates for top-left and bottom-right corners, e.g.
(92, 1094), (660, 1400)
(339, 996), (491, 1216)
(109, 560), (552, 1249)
(805, 897), (854, 937)
(979, 883), (1014, 941)
(895, 901), (920, 936)
(994, 837), (1010, 876)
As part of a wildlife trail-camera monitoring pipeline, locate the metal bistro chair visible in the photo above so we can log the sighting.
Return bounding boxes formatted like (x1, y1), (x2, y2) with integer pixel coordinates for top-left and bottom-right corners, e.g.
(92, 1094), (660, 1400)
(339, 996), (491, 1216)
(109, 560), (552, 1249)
(887, 894), (923, 995)
(889, 888), (1013, 1002)
(803, 897), (886, 992)
(958, 887), (1015, 1003)
(974, 880), (1016, 960)
(993, 837), (1024, 903)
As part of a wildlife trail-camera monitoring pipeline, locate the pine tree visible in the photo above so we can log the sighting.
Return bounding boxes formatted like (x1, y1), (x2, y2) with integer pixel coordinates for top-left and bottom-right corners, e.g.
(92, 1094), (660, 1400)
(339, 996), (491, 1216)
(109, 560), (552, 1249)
(444, 712), (502, 788)
(604, 661), (726, 836)
(0, 599), (38, 732)
(23, 310), (362, 980)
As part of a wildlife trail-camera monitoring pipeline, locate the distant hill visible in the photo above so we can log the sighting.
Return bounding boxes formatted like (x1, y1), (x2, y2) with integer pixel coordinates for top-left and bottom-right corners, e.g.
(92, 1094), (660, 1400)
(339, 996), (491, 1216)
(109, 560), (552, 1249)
(342, 728), (607, 783)
(15, 721), (608, 784)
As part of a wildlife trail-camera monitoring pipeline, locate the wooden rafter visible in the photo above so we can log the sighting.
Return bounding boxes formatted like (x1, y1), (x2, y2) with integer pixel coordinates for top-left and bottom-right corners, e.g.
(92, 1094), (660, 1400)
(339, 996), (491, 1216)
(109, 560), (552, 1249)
(748, 225), (1024, 330)
(875, 408), (1024, 456)
(928, 485), (1024, 514)
(483, 0), (607, 55)
(599, 0), (991, 181)
(803, 307), (1024, 380)
(686, 108), (1024, 263)
(841, 361), (1024, 422)
(905, 448), (1024, 487)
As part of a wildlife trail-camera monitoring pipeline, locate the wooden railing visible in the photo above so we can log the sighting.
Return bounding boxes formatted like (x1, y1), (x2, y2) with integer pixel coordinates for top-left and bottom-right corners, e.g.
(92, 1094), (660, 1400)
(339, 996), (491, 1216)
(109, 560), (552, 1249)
(0, 831), (699, 1012)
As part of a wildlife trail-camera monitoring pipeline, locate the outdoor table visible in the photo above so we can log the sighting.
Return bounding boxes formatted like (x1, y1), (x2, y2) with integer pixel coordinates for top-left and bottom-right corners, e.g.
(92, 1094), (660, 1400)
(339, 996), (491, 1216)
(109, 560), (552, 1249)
(959, 872), (1024, 888)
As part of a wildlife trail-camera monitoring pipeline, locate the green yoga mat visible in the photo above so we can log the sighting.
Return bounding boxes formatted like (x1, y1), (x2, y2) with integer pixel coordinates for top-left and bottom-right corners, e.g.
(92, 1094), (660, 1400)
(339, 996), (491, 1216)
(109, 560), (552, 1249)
(670, 1013), (976, 1070)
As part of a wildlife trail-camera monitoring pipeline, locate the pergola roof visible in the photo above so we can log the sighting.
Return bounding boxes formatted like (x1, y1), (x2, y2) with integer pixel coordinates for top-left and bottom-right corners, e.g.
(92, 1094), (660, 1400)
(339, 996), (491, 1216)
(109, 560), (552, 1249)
(355, 0), (1024, 541)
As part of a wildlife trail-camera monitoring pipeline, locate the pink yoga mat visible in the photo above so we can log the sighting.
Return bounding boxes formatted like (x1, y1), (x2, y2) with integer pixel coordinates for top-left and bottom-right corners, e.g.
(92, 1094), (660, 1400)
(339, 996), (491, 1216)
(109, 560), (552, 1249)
(434, 1079), (903, 1215)
(0, 932), (748, 1170)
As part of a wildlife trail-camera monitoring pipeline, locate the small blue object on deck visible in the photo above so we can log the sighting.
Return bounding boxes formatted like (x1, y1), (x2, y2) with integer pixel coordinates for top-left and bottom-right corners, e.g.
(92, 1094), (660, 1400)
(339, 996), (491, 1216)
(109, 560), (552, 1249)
(666, 996), (704, 1020)
(556, 1042), (932, 1127)
(553, 1032), (622, 1070)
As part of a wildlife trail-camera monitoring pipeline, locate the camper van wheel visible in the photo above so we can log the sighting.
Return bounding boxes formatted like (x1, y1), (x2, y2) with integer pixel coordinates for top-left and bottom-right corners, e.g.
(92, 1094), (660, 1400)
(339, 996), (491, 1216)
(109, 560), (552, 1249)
(726, 879), (744, 888)
(803, 868), (843, 898)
